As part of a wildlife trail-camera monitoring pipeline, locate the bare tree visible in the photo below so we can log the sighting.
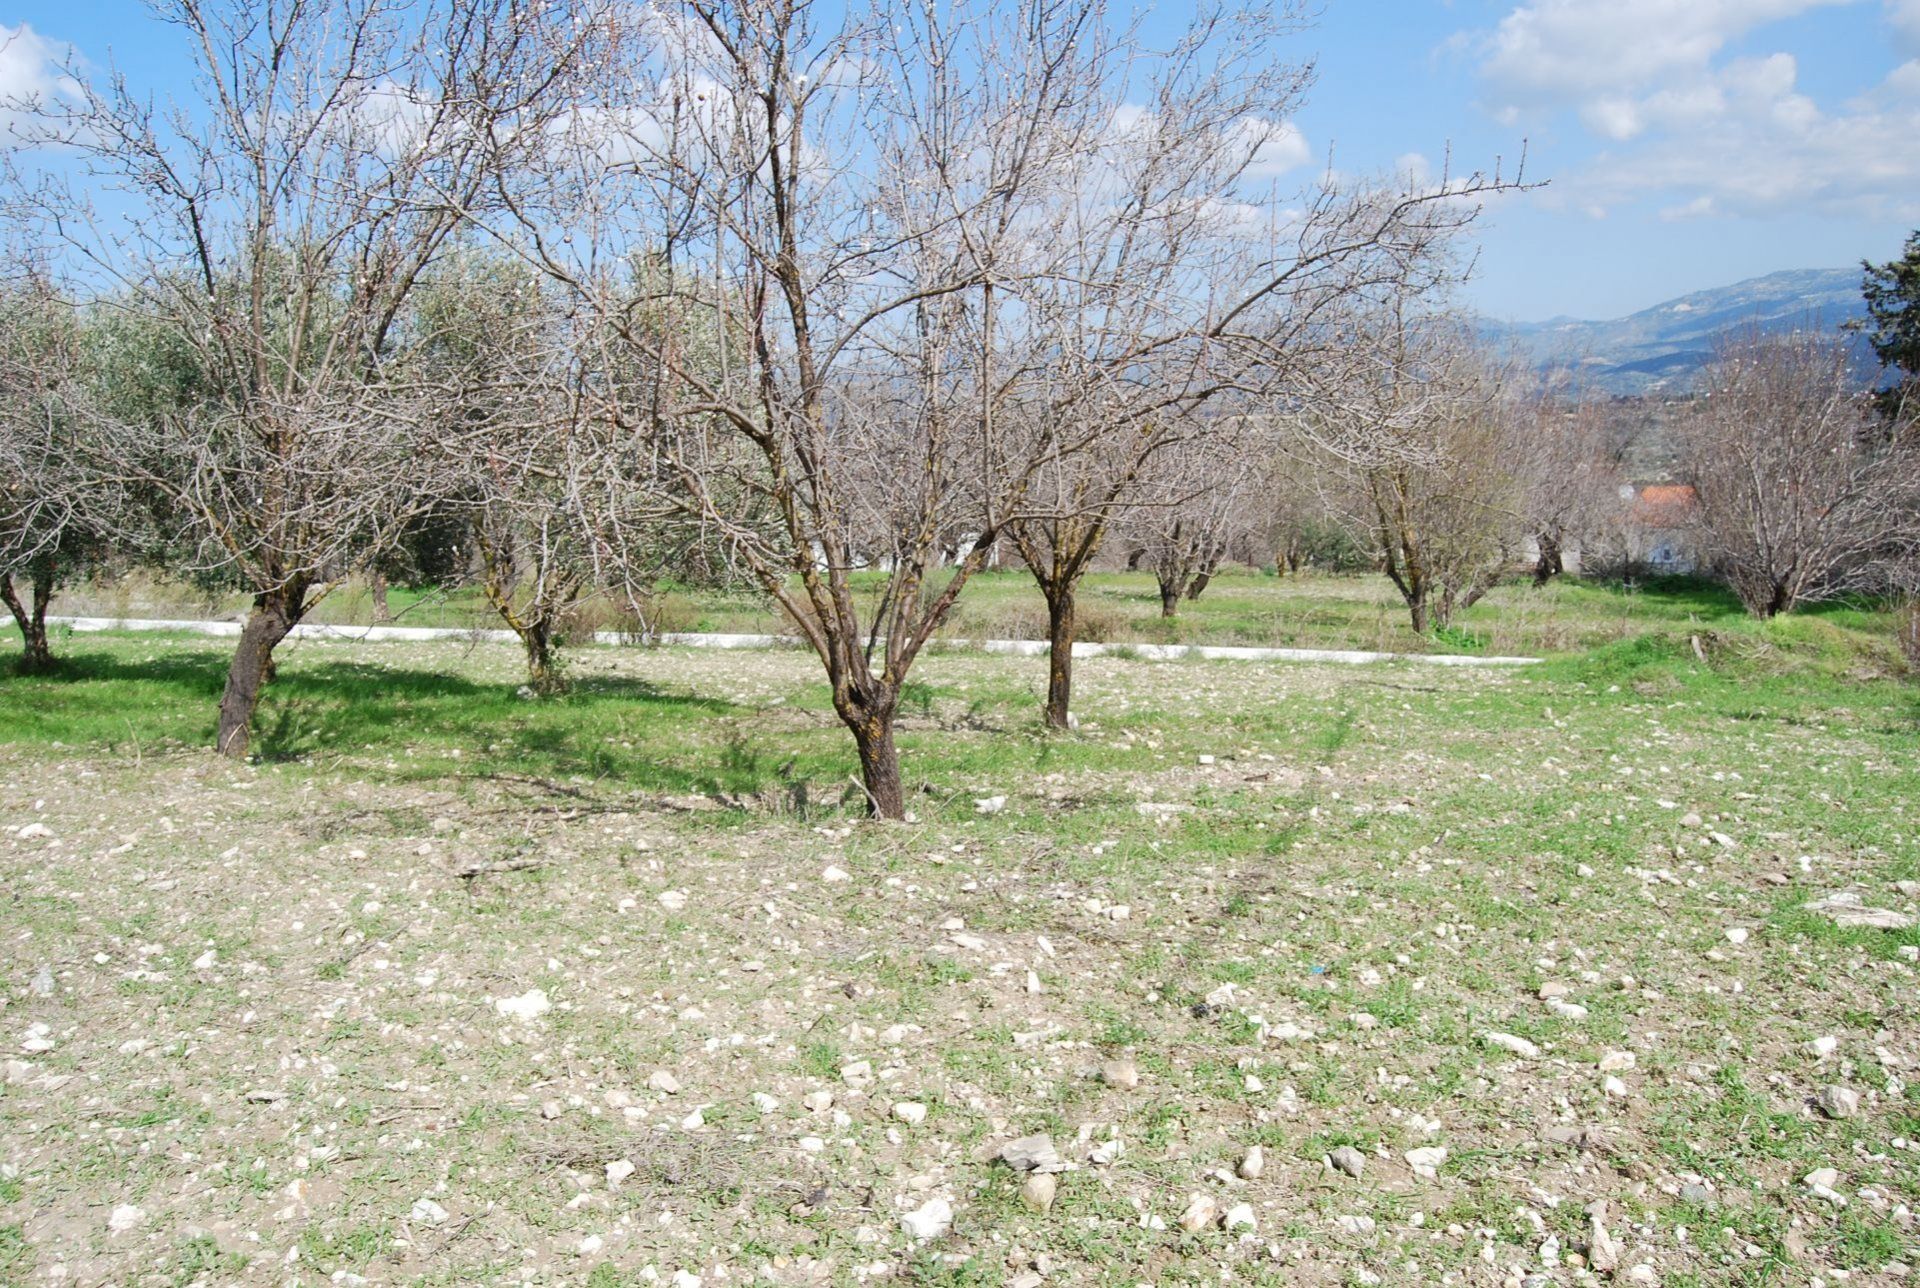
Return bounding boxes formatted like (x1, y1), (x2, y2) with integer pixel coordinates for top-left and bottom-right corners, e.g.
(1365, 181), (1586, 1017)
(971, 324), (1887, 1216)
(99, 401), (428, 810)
(1677, 329), (1920, 617)
(976, 65), (1515, 727)
(25, 0), (606, 755)
(502, 0), (1523, 804)
(1124, 429), (1263, 617)
(1303, 311), (1529, 634)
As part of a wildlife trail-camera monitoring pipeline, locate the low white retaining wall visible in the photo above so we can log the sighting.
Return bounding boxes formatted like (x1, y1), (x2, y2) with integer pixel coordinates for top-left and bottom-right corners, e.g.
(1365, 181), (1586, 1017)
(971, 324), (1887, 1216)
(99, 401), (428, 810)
(48, 615), (1541, 668)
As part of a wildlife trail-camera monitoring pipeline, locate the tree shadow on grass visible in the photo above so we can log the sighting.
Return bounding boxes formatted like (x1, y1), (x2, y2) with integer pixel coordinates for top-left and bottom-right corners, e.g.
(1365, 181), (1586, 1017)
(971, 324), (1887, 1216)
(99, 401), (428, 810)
(2, 648), (791, 798)
(5, 648), (227, 694)
(249, 659), (775, 797)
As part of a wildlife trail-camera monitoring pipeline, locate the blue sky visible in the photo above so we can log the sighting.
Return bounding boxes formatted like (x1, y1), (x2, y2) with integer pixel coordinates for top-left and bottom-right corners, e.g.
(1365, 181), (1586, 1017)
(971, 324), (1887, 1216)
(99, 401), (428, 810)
(4, 0), (1916, 320)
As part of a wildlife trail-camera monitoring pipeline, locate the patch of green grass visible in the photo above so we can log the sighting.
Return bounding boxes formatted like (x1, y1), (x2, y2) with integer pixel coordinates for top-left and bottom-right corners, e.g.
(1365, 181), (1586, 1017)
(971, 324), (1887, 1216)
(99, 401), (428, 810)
(0, 1223), (30, 1280)
(797, 1040), (843, 1079)
(297, 1220), (393, 1270)
(173, 1234), (250, 1284)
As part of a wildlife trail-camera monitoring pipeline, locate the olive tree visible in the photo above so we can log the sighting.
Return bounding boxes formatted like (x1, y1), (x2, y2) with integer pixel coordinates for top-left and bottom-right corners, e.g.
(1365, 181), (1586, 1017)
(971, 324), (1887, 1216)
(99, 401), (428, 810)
(30, 0), (607, 755)
(0, 264), (102, 671)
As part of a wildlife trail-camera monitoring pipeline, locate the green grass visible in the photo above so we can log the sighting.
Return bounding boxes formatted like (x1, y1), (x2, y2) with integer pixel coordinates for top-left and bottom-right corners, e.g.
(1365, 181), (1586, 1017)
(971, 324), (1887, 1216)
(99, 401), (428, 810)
(2, 572), (1916, 1287)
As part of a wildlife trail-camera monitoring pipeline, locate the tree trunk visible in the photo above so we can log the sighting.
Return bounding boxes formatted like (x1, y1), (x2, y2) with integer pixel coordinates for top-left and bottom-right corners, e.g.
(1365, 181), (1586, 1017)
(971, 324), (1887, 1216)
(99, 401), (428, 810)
(1407, 594), (1430, 635)
(521, 616), (566, 694)
(2, 569), (55, 673)
(217, 584), (305, 759)
(371, 571), (392, 622)
(1185, 570), (1213, 601)
(1158, 578), (1180, 618)
(847, 712), (906, 820)
(1044, 589), (1075, 731)
(1533, 531), (1563, 586)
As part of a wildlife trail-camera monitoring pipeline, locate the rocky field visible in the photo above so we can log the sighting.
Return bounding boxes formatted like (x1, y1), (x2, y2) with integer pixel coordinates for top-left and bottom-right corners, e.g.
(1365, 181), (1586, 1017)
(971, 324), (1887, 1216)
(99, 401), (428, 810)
(2, 634), (1917, 1286)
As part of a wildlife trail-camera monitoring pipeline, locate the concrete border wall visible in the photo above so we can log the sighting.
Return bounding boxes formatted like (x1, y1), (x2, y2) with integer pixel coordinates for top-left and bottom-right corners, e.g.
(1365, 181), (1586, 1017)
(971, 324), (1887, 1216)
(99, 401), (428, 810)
(49, 615), (1542, 668)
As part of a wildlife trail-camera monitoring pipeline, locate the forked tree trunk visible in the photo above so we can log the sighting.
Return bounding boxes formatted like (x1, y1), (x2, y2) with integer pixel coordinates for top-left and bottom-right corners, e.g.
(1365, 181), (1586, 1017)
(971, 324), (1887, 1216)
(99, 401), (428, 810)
(371, 571), (393, 622)
(520, 615), (565, 694)
(1533, 531), (1563, 586)
(1406, 594), (1430, 635)
(846, 711), (905, 820)
(1158, 579), (1180, 618)
(217, 583), (306, 759)
(1044, 589), (1075, 731)
(2, 569), (56, 673)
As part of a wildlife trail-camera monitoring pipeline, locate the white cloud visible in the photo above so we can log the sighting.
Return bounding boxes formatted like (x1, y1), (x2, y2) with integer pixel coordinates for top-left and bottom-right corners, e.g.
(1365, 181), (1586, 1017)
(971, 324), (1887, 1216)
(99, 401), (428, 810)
(1463, 1), (1920, 219)
(1660, 195), (1716, 220)
(1891, 0), (1920, 47)
(0, 23), (82, 142)
(1243, 120), (1311, 178)
(1472, 0), (1846, 110)
(1554, 81), (1920, 220)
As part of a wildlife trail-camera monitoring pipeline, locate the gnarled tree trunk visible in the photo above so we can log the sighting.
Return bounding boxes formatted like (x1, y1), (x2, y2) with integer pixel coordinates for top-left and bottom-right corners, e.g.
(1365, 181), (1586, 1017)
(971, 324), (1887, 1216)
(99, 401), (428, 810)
(1044, 589), (1075, 730)
(217, 581), (308, 758)
(2, 569), (56, 673)
(1533, 530), (1563, 586)
(844, 705), (905, 820)
(520, 615), (564, 695)
(1406, 593), (1430, 636)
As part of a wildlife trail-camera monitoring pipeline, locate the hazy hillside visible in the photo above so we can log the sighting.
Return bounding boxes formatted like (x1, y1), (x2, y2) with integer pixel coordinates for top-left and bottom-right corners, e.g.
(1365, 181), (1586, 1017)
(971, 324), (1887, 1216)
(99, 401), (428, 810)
(1483, 267), (1872, 394)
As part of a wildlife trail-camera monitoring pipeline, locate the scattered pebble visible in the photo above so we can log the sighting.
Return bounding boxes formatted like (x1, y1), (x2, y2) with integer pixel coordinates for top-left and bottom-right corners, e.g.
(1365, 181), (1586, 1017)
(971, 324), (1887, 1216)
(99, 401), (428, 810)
(1818, 1085), (1861, 1119)
(493, 989), (551, 1021)
(1483, 1032), (1540, 1059)
(900, 1197), (953, 1241)
(998, 1133), (1063, 1173)
(1177, 1193), (1217, 1233)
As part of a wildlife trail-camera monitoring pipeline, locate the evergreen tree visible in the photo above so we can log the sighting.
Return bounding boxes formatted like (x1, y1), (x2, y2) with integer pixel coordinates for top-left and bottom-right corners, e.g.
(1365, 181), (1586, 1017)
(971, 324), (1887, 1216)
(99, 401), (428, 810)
(1862, 230), (1920, 418)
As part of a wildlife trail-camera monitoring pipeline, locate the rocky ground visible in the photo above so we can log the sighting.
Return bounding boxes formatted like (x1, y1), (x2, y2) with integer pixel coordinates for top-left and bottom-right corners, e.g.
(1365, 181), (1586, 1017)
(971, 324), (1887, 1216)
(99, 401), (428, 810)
(2, 640), (1916, 1286)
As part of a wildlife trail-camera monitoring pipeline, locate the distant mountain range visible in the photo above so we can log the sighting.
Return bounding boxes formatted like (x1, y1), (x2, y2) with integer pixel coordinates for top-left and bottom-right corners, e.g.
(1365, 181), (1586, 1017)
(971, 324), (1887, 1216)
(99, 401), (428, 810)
(1481, 267), (1873, 395)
